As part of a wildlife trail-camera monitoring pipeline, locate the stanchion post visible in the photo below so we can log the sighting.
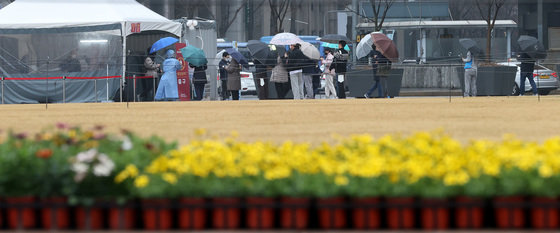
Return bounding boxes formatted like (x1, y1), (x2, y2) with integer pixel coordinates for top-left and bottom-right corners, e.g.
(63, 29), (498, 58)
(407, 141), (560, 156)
(120, 76), (123, 102)
(133, 75), (136, 102)
(63, 76), (66, 103)
(94, 77), (98, 103)
(1, 76), (4, 105)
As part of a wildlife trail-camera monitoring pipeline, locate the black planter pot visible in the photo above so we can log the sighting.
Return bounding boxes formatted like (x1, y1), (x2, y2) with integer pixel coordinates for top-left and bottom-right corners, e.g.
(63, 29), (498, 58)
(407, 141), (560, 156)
(346, 67), (403, 98)
(459, 66), (517, 96)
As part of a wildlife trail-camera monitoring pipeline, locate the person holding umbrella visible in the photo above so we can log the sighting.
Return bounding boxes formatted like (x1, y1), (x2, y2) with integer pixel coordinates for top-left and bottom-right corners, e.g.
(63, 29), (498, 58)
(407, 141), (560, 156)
(286, 43), (306, 100)
(190, 63), (208, 101)
(364, 44), (391, 98)
(462, 49), (478, 97)
(154, 49), (182, 101)
(518, 51), (538, 96)
(219, 52), (231, 100)
(226, 55), (242, 101)
(332, 41), (349, 99)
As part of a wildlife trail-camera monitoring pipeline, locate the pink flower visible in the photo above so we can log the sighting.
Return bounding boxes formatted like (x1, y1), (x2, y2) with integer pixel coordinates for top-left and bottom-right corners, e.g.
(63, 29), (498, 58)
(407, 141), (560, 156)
(56, 122), (70, 130)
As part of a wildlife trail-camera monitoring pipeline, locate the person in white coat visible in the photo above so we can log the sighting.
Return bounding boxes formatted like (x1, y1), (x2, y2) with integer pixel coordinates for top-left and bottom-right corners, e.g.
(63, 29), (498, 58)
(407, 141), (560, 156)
(321, 49), (337, 99)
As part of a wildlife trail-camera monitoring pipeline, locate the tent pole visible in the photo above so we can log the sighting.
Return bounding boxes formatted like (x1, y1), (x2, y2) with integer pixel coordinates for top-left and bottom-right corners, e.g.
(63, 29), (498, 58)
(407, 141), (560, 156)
(106, 64), (109, 102)
(121, 22), (127, 103)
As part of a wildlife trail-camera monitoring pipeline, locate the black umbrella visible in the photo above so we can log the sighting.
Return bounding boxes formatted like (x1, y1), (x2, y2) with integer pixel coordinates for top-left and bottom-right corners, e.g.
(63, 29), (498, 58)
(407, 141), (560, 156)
(518, 35), (547, 59)
(459, 38), (483, 55)
(318, 34), (352, 44)
(247, 40), (271, 64)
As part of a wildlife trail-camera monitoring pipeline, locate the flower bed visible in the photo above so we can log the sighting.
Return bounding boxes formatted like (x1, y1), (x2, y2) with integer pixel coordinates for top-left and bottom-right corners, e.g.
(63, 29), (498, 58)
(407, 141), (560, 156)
(2, 126), (560, 229)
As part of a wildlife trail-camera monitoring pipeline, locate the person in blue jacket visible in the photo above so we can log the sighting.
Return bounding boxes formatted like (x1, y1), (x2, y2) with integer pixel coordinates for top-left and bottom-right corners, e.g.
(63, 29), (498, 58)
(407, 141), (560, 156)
(155, 49), (182, 101)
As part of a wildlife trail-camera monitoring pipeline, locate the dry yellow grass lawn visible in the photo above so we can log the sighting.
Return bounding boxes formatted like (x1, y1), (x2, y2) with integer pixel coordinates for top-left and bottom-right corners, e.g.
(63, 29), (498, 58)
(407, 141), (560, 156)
(0, 96), (559, 145)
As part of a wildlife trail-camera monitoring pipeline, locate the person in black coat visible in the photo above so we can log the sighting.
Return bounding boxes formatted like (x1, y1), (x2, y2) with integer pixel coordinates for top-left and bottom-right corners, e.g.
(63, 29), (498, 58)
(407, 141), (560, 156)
(518, 52), (538, 96)
(253, 58), (269, 100)
(190, 64), (208, 101)
(219, 52), (230, 100)
(331, 41), (349, 99)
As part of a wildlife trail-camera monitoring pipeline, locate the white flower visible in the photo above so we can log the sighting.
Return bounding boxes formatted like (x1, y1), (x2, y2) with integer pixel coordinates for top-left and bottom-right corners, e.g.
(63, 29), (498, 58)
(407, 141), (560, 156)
(121, 136), (133, 151)
(93, 154), (115, 177)
(76, 149), (97, 163)
(93, 164), (112, 176)
(72, 162), (88, 174)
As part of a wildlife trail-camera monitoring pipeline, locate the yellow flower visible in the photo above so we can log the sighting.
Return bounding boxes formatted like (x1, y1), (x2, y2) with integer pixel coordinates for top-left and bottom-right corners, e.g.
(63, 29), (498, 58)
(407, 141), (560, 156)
(68, 130), (77, 139)
(162, 173), (178, 184)
(114, 170), (128, 183)
(125, 164), (139, 177)
(334, 175), (349, 186)
(134, 175), (149, 188)
(194, 128), (207, 137)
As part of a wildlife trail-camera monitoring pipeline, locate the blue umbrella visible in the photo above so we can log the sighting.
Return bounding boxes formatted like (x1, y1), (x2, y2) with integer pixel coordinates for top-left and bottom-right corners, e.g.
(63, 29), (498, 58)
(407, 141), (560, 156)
(322, 42), (350, 51)
(150, 37), (179, 54)
(225, 48), (248, 67)
(180, 45), (208, 67)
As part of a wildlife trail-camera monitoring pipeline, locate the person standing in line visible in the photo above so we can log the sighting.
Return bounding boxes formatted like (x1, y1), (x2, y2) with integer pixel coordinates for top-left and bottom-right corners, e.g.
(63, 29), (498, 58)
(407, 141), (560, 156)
(270, 54), (290, 99)
(219, 52), (230, 100)
(364, 45), (382, 98)
(226, 57), (242, 100)
(518, 52), (538, 96)
(190, 63), (208, 101)
(155, 49), (182, 101)
(144, 47), (160, 101)
(302, 56), (317, 99)
(286, 43), (305, 100)
(462, 50), (478, 97)
(332, 41), (349, 99)
(253, 58), (269, 100)
(321, 49), (337, 99)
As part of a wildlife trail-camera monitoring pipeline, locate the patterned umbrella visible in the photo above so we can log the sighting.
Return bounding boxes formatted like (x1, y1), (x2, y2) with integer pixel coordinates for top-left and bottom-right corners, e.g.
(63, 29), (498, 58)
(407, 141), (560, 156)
(269, 32), (304, 45)
(355, 32), (399, 62)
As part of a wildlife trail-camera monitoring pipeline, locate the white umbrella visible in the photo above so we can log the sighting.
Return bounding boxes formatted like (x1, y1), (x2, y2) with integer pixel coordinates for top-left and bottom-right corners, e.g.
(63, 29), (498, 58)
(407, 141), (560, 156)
(300, 42), (320, 60)
(215, 49), (226, 66)
(355, 33), (374, 59)
(270, 32), (304, 45)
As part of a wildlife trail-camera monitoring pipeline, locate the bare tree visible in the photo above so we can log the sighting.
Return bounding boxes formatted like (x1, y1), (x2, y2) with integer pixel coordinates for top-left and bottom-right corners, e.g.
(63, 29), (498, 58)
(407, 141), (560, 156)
(269, 0), (291, 34)
(345, 0), (395, 32)
(475, 0), (506, 62)
(216, 0), (248, 38)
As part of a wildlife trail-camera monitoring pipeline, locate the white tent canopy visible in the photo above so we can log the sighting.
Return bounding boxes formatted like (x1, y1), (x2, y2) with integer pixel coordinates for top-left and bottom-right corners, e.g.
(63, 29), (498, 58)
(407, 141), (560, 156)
(0, 0), (181, 37)
(0, 0), (181, 104)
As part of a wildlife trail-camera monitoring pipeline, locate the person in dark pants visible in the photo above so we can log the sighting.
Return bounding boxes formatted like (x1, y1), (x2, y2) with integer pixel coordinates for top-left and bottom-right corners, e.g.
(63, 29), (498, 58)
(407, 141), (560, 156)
(332, 41), (349, 99)
(190, 64), (207, 101)
(518, 52), (538, 96)
(270, 54), (290, 99)
(365, 44), (391, 98)
(226, 58), (242, 100)
(219, 52), (230, 100)
(253, 58), (269, 100)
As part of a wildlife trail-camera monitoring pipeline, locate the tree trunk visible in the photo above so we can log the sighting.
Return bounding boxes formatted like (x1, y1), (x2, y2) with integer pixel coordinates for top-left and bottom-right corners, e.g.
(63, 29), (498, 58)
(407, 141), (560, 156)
(486, 26), (492, 62)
